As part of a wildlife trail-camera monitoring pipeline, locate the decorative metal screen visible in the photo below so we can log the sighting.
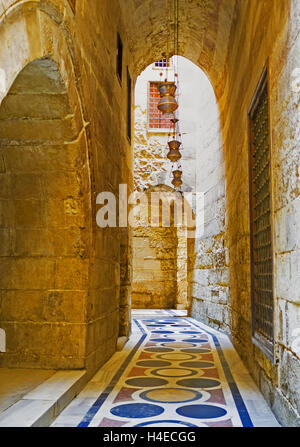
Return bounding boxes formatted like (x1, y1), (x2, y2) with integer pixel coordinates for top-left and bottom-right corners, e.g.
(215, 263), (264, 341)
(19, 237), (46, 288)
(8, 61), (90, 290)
(154, 59), (170, 68)
(249, 70), (274, 359)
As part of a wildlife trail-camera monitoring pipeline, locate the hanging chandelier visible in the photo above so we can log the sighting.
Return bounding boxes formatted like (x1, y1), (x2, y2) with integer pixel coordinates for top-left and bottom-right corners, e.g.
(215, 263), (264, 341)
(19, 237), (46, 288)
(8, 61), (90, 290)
(167, 118), (182, 163)
(157, 77), (178, 114)
(157, 0), (183, 191)
(171, 162), (183, 188)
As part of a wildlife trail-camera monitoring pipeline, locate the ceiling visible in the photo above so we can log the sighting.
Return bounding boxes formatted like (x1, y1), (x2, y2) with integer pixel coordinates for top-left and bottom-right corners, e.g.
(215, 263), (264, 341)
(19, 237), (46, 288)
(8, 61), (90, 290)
(119, 0), (238, 95)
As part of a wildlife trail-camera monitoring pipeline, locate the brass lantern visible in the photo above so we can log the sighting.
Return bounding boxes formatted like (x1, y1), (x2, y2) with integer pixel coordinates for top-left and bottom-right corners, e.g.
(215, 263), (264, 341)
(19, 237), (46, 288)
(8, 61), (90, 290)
(158, 82), (177, 97)
(172, 178), (183, 188)
(173, 169), (182, 179)
(171, 165), (183, 189)
(167, 140), (182, 163)
(166, 118), (182, 163)
(157, 82), (178, 114)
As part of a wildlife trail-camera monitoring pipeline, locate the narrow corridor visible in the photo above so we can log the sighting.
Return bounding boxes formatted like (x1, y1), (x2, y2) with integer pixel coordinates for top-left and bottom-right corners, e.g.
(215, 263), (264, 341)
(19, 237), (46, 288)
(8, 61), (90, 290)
(52, 311), (279, 428)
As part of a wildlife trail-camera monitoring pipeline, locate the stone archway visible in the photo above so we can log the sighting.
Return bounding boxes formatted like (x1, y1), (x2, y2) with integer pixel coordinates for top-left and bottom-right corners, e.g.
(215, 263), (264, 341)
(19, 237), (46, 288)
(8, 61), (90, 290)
(133, 56), (228, 320)
(0, 57), (91, 369)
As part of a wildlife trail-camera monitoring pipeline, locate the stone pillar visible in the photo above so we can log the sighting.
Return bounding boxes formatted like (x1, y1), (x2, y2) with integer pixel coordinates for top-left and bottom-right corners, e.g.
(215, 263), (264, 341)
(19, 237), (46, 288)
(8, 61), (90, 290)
(176, 226), (189, 310)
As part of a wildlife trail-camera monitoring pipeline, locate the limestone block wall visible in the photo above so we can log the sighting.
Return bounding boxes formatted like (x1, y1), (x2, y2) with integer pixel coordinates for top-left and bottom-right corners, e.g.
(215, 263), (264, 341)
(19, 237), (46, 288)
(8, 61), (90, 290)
(187, 70), (229, 333)
(131, 186), (178, 310)
(132, 226), (177, 309)
(218, 0), (300, 426)
(63, 0), (133, 370)
(0, 0), (133, 373)
(0, 58), (90, 369)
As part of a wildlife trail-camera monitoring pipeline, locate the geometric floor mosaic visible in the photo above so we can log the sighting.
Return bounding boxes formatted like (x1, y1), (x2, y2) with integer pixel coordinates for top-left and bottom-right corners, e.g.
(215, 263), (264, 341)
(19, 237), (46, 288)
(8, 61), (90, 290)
(52, 310), (280, 427)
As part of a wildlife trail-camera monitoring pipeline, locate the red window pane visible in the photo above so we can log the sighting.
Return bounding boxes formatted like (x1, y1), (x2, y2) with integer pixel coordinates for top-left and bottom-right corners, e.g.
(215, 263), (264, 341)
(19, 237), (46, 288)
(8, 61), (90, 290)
(148, 82), (172, 130)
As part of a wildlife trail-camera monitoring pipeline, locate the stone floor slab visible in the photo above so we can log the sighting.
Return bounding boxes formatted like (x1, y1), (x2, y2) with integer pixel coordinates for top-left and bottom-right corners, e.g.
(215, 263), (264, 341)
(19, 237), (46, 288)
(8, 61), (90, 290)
(52, 310), (280, 427)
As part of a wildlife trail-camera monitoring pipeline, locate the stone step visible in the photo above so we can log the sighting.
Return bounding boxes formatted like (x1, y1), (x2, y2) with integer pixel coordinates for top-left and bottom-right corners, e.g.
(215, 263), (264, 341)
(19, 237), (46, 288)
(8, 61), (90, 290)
(0, 369), (87, 427)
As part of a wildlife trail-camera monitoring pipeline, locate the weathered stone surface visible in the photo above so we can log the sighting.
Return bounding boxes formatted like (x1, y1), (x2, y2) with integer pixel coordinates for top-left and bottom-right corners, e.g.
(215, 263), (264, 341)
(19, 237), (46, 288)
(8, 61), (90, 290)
(131, 188), (178, 309)
(0, 0), (298, 426)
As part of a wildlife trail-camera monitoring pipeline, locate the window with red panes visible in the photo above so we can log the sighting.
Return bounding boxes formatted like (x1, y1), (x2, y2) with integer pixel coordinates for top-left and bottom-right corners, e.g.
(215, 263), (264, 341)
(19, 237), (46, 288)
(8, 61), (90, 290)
(148, 82), (172, 130)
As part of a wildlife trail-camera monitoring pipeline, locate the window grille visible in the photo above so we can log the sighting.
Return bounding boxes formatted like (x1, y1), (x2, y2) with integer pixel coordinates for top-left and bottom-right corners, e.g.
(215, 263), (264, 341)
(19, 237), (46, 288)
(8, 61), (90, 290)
(148, 82), (172, 130)
(154, 58), (170, 68)
(248, 69), (274, 360)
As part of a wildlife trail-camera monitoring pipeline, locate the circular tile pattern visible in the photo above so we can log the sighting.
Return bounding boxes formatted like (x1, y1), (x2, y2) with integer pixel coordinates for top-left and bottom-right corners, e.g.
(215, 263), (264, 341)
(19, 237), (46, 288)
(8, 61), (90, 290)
(158, 320), (176, 323)
(135, 420), (198, 427)
(136, 360), (171, 368)
(111, 403), (164, 419)
(181, 348), (211, 354)
(163, 342), (195, 348)
(152, 368), (198, 378)
(144, 347), (174, 353)
(182, 338), (209, 343)
(179, 361), (214, 369)
(151, 338), (176, 343)
(140, 388), (201, 404)
(151, 331), (174, 334)
(176, 404), (227, 419)
(147, 321), (173, 327)
(177, 378), (221, 389)
(179, 331), (201, 334)
(125, 377), (169, 388)
(158, 353), (196, 361)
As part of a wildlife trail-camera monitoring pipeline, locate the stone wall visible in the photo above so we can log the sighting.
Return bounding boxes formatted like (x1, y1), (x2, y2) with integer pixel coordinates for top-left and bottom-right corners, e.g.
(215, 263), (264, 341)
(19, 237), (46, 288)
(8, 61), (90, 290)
(132, 225), (177, 309)
(0, 58), (89, 369)
(0, 0), (133, 373)
(131, 185), (192, 310)
(131, 186), (178, 309)
(187, 69), (229, 333)
(218, 0), (300, 426)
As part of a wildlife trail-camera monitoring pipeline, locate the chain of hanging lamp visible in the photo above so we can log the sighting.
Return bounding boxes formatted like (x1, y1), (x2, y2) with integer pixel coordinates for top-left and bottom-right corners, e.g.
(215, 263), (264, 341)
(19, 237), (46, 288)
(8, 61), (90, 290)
(157, 0), (183, 190)
(167, 0), (182, 189)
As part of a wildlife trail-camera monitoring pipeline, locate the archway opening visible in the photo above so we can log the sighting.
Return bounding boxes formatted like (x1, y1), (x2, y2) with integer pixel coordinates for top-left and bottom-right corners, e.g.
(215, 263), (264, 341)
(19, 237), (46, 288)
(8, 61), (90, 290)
(132, 56), (228, 324)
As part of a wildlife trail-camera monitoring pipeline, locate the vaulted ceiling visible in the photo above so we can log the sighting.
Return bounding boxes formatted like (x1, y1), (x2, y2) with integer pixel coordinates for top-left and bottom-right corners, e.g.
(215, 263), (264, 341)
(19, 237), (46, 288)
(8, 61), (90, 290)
(119, 0), (238, 95)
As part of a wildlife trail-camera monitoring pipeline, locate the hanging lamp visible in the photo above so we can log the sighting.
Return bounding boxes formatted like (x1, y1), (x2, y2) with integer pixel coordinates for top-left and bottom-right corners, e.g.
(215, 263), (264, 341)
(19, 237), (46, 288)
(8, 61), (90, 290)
(171, 160), (183, 189)
(157, 79), (178, 114)
(167, 118), (182, 162)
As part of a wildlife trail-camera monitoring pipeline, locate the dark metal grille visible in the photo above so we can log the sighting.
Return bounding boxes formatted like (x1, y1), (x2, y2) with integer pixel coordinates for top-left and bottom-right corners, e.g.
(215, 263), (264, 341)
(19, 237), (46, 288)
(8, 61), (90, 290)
(148, 82), (172, 130)
(249, 71), (274, 358)
(154, 59), (169, 68)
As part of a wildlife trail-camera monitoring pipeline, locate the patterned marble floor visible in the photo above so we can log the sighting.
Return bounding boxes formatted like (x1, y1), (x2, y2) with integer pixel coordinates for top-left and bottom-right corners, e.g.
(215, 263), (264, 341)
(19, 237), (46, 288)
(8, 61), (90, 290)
(52, 310), (280, 427)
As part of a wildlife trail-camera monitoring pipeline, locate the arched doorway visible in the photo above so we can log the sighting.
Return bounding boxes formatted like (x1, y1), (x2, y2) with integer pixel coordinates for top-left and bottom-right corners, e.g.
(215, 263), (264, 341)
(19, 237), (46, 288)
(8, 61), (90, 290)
(132, 56), (228, 321)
